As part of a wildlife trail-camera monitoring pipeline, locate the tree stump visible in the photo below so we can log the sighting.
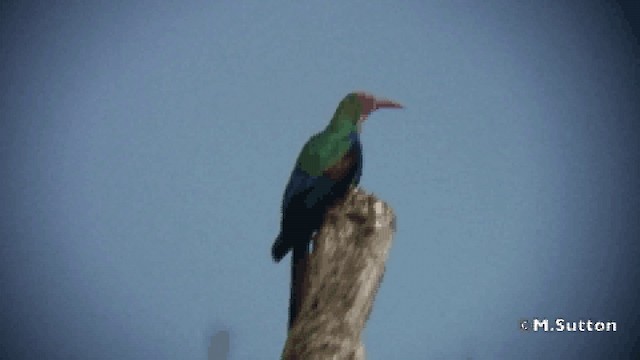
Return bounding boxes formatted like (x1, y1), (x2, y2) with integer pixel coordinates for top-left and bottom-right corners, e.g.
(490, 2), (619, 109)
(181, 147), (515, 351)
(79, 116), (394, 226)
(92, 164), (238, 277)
(281, 187), (396, 360)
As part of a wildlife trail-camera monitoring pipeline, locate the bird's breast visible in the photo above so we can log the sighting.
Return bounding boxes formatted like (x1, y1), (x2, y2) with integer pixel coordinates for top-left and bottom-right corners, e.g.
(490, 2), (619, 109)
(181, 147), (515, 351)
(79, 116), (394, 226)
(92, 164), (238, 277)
(322, 141), (361, 182)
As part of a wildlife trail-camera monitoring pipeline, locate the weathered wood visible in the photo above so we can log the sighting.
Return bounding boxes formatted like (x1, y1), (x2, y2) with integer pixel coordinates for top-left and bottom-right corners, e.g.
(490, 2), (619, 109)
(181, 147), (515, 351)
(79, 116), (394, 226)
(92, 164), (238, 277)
(282, 187), (396, 360)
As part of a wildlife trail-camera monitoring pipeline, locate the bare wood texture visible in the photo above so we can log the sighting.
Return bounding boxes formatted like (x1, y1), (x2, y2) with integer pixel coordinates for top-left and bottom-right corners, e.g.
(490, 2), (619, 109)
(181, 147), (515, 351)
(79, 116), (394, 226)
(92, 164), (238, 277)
(282, 187), (396, 360)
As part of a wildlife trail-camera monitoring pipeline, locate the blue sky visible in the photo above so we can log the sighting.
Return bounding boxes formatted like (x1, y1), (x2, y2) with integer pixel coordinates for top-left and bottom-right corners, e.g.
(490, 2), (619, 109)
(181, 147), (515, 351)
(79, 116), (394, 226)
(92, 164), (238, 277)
(1, 1), (639, 359)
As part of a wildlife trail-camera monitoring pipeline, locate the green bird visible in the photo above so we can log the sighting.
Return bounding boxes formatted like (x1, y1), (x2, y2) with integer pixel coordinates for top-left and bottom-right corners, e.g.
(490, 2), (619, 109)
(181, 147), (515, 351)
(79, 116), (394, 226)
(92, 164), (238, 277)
(271, 91), (403, 329)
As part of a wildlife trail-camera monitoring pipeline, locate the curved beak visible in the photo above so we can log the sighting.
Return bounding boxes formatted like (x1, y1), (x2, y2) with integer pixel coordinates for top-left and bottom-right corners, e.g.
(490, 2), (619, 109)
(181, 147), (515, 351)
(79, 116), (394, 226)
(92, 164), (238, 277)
(357, 92), (403, 119)
(374, 97), (403, 110)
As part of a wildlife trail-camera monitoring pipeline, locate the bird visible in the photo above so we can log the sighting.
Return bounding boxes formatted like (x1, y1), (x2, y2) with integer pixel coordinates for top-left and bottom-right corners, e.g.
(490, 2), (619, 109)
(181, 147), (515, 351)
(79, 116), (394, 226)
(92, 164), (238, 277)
(271, 91), (403, 329)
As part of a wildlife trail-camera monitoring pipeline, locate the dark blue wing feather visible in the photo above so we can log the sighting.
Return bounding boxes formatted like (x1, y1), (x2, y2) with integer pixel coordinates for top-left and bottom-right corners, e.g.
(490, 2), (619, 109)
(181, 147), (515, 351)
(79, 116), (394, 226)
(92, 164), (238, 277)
(282, 166), (320, 211)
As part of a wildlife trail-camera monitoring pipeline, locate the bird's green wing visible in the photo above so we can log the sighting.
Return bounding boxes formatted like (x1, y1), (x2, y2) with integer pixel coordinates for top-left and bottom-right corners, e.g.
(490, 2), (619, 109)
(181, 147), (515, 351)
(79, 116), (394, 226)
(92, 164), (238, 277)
(296, 131), (353, 176)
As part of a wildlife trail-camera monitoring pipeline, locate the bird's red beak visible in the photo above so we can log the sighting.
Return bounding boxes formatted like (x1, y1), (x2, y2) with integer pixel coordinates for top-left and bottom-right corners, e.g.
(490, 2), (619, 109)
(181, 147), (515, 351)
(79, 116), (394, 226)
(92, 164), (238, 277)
(356, 92), (403, 119)
(374, 97), (403, 110)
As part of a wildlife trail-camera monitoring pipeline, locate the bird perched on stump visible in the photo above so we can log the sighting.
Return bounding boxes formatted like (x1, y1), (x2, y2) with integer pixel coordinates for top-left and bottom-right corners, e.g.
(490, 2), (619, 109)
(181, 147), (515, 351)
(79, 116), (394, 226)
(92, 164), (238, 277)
(271, 91), (403, 329)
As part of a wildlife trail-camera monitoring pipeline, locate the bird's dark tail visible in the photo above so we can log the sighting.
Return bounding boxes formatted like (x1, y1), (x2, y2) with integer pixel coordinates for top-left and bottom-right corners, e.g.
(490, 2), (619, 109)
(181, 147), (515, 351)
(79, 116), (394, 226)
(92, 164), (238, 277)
(289, 244), (309, 329)
(271, 233), (290, 262)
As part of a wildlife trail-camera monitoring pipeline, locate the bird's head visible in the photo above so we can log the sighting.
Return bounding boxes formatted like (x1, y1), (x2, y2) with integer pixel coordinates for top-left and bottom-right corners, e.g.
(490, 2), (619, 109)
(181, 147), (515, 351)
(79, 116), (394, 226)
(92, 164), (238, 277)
(330, 91), (403, 132)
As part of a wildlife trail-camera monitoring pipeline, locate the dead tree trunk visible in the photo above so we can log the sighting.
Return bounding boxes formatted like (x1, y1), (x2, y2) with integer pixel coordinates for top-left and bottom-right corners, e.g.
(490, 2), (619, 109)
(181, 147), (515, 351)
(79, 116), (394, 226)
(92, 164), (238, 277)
(281, 187), (396, 360)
